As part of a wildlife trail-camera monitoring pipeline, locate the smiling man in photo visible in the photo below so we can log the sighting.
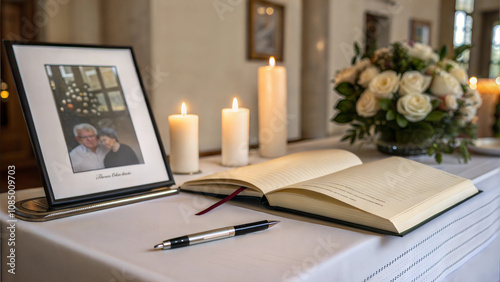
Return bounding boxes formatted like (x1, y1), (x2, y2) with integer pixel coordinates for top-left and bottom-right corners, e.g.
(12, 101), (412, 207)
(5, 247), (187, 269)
(69, 123), (110, 173)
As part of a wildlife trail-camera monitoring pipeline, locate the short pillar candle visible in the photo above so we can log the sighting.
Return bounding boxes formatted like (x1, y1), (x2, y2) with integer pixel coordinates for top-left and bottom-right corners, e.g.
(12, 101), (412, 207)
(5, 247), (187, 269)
(222, 98), (250, 166)
(168, 102), (199, 174)
(258, 56), (287, 158)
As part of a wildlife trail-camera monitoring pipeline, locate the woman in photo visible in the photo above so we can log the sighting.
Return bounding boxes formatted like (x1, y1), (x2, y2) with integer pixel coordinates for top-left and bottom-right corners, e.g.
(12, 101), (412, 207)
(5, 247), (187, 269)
(98, 128), (140, 168)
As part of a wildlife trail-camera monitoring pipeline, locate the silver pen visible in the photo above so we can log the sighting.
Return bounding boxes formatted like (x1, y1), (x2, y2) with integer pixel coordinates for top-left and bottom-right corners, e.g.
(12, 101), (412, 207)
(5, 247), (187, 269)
(154, 220), (279, 250)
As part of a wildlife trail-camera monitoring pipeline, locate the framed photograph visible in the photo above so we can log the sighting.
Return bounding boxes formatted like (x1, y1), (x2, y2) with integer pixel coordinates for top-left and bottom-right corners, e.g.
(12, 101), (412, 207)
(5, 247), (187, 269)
(248, 0), (284, 61)
(410, 19), (431, 45)
(4, 41), (175, 207)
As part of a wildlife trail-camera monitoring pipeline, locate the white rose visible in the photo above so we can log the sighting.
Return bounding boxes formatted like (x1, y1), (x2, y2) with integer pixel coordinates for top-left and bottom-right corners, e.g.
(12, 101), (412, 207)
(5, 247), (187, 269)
(444, 95), (458, 110)
(358, 66), (379, 88)
(403, 42), (439, 63)
(368, 70), (400, 99)
(398, 71), (432, 96)
(334, 66), (358, 86)
(463, 89), (482, 108)
(449, 67), (468, 85)
(356, 90), (380, 117)
(459, 105), (477, 123)
(429, 71), (464, 97)
(397, 93), (432, 122)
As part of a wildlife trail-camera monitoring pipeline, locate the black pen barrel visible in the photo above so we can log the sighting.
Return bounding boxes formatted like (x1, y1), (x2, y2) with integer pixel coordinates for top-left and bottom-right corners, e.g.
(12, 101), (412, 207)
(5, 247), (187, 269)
(234, 220), (270, 236)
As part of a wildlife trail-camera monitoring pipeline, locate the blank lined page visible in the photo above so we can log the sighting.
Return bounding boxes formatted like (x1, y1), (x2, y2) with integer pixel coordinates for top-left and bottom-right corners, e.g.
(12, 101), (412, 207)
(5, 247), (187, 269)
(186, 149), (362, 194)
(281, 157), (475, 219)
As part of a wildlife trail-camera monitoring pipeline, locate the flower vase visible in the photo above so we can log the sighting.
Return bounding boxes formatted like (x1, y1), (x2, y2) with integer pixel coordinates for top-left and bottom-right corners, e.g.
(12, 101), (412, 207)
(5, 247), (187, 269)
(375, 133), (431, 156)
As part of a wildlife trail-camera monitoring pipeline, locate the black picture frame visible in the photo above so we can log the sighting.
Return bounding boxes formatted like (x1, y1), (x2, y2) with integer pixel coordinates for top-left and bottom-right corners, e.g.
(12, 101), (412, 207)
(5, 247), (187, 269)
(3, 41), (175, 207)
(248, 0), (284, 61)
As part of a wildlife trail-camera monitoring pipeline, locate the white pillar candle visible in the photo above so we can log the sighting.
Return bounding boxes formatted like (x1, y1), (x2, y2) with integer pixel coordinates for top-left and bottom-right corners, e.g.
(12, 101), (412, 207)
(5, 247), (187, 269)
(258, 56), (287, 158)
(168, 102), (199, 174)
(222, 98), (250, 166)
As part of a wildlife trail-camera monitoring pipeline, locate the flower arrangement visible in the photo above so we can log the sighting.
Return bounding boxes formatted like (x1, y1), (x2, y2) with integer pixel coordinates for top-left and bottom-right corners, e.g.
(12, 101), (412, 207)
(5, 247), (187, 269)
(332, 42), (481, 163)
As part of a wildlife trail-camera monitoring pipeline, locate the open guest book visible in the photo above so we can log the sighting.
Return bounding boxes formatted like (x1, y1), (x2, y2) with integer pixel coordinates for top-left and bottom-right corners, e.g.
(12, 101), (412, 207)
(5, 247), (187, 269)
(181, 150), (479, 236)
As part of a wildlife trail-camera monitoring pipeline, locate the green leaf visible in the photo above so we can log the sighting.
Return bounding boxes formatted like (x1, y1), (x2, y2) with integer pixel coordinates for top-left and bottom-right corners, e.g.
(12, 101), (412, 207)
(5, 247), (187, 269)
(354, 42), (360, 56)
(453, 44), (473, 60)
(340, 134), (351, 142)
(349, 132), (356, 144)
(335, 82), (355, 96)
(414, 121), (434, 133)
(396, 114), (408, 128)
(424, 111), (445, 122)
(335, 100), (355, 113)
(459, 142), (470, 163)
(435, 153), (443, 164)
(351, 56), (357, 65)
(379, 99), (392, 111)
(439, 45), (448, 61)
(386, 110), (395, 121)
(333, 113), (354, 124)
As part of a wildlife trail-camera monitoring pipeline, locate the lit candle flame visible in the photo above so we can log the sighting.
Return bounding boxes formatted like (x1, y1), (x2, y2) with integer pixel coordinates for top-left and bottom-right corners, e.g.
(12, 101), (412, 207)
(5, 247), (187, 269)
(269, 56), (276, 67)
(181, 102), (187, 116)
(469, 77), (477, 90)
(232, 98), (239, 112)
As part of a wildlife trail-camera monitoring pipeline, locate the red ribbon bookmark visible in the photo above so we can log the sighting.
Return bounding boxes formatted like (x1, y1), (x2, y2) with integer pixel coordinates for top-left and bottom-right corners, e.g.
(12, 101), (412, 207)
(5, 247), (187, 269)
(195, 186), (246, 215)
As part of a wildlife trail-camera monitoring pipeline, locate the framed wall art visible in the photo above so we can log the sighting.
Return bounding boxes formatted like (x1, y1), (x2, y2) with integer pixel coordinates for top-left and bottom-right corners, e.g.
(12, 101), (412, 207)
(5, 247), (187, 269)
(410, 19), (431, 45)
(248, 0), (284, 61)
(4, 41), (175, 207)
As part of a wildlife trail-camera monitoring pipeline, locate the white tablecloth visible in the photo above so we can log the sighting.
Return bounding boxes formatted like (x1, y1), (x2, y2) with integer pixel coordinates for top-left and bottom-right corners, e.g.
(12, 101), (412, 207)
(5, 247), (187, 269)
(1, 137), (499, 281)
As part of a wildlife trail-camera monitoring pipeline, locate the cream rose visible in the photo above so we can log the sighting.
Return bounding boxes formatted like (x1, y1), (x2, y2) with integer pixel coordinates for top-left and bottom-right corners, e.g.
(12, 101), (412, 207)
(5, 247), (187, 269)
(429, 71), (464, 97)
(358, 66), (379, 88)
(398, 71), (432, 96)
(354, 58), (371, 71)
(368, 70), (399, 99)
(396, 93), (432, 122)
(356, 90), (380, 117)
(442, 59), (468, 84)
(334, 66), (358, 86)
(403, 42), (439, 63)
(444, 95), (458, 110)
(449, 67), (468, 85)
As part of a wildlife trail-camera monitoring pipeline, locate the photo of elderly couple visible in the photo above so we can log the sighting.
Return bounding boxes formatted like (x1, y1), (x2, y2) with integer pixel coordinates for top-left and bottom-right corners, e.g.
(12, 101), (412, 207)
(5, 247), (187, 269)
(70, 124), (140, 172)
(45, 64), (144, 173)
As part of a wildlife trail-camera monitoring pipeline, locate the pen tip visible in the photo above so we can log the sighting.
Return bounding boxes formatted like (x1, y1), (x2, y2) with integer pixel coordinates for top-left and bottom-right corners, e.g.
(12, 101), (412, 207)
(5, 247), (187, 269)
(268, 220), (280, 228)
(154, 243), (163, 249)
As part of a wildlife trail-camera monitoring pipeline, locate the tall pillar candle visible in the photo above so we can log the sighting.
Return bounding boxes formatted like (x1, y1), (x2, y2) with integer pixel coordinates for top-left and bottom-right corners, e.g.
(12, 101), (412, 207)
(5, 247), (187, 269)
(258, 56), (287, 158)
(222, 98), (250, 166)
(168, 102), (199, 173)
